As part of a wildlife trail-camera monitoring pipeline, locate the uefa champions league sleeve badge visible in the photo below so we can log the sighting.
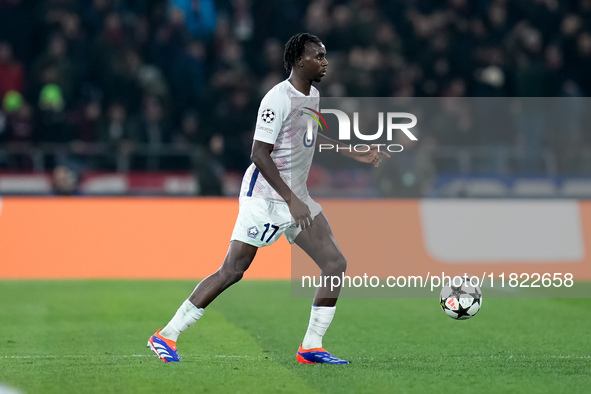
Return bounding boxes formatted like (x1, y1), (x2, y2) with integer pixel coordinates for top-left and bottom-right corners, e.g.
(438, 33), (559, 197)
(261, 109), (276, 123)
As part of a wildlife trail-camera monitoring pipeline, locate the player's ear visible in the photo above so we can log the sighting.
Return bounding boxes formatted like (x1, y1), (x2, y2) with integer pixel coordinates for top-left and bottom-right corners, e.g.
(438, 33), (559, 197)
(297, 57), (303, 67)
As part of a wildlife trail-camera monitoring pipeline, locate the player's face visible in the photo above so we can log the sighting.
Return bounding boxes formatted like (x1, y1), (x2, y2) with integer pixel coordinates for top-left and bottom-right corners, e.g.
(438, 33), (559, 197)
(301, 43), (328, 82)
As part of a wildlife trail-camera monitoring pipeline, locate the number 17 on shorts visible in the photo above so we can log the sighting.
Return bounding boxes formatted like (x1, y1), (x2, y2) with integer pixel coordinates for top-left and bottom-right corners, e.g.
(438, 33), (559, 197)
(231, 197), (295, 247)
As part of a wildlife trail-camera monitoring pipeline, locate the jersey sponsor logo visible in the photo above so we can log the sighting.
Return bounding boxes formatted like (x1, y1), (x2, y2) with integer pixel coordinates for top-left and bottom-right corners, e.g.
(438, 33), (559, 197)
(256, 125), (274, 134)
(261, 108), (276, 123)
(247, 226), (259, 238)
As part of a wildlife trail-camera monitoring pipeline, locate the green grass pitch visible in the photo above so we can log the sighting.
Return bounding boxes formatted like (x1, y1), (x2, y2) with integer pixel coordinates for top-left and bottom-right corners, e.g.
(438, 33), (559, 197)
(1, 280), (590, 393)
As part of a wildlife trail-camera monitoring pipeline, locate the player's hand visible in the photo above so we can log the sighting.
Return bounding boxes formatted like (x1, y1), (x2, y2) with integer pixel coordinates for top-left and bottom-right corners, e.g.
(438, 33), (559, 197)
(351, 144), (391, 167)
(289, 197), (313, 230)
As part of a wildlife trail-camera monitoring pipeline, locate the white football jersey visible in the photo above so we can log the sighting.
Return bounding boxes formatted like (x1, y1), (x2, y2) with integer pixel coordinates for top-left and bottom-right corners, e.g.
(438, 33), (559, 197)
(239, 80), (319, 201)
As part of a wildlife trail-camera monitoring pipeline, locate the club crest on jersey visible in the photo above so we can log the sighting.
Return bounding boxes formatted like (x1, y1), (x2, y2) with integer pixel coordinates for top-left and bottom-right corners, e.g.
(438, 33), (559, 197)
(303, 129), (315, 147)
(261, 109), (275, 123)
(247, 226), (259, 238)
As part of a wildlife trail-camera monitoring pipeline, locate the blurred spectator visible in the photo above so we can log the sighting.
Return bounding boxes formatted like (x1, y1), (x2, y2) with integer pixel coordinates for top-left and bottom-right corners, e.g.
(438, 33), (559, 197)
(131, 15), (151, 56)
(150, 5), (192, 76)
(98, 102), (137, 170)
(1, 99), (36, 170)
(52, 164), (80, 195)
(168, 0), (216, 39)
(171, 109), (223, 194)
(82, 0), (113, 36)
(37, 84), (68, 142)
(512, 27), (547, 96)
(304, 0), (332, 37)
(135, 95), (172, 170)
(324, 5), (356, 51)
(102, 47), (144, 112)
(173, 110), (200, 145)
(69, 100), (101, 143)
(91, 11), (129, 90)
(568, 31), (591, 95)
(138, 64), (171, 103)
(192, 133), (224, 196)
(230, 0), (254, 42)
(253, 38), (284, 78)
(211, 88), (253, 168)
(170, 110), (200, 169)
(36, 83), (69, 169)
(544, 45), (574, 99)
(59, 12), (90, 85)
(31, 34), (76, 101)
(0, 41), (24, 98)
(67, 100), (102, 169)
(170, 40), (206, 114)
(0, 0), (32, 63)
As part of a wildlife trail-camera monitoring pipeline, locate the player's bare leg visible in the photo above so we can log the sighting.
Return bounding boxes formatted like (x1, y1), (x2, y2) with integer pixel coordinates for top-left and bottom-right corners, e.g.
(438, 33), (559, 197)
(295, 213), (347, 305)
(294, 212), (349, 364)
(188, 240), (258, 308)
(148, 241), (257, 362)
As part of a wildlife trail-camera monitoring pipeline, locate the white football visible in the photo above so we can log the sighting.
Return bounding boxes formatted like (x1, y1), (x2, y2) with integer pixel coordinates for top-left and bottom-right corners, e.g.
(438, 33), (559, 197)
(440, 277), (482, 320)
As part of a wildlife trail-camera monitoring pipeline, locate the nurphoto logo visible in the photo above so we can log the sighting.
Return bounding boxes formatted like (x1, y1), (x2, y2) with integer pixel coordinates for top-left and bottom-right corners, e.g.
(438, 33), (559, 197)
(304, 108), (418, 153)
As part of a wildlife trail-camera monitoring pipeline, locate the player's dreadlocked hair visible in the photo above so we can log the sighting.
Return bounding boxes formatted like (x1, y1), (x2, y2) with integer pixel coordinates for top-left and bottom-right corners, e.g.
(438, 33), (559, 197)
(283, 33), (322, 73)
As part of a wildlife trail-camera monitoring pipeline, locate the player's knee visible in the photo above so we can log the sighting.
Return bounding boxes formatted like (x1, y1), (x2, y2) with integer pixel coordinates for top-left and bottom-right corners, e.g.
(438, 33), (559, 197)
(324, 254), (347, 275)
(228, 271), (244, 285)
(222, 269), (244, 286)
(219, 263), (247, 286)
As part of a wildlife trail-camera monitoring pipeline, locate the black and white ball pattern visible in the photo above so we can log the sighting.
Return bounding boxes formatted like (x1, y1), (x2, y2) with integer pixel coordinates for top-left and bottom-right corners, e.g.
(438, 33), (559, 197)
(261, 108), (275, 123)
(440, 277), (482, 320)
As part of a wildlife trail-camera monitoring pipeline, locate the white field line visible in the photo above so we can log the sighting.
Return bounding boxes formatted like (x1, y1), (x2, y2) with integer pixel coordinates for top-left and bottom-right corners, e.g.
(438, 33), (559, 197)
(2, 354), (589, 360)
(2, 354), (256, 359)
(389, 354), (591, 360)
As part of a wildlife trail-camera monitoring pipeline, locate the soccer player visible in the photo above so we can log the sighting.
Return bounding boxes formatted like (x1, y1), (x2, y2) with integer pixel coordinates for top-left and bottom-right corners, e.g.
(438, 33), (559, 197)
(148, 33), (389, 364)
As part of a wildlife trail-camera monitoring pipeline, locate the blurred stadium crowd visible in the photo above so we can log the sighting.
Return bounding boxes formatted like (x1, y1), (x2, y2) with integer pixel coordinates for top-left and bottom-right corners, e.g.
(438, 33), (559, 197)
(0, 0), (591, 195)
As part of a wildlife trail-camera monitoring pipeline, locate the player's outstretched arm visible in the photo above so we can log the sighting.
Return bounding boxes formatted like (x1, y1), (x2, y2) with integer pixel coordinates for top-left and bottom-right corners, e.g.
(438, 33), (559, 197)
(316, 133), (391, 167)
(250, 140), (313, 229)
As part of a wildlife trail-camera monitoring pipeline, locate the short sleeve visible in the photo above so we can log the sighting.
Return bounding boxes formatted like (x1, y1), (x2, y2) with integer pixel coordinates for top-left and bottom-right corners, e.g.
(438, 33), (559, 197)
(253, 91), (289, 145)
